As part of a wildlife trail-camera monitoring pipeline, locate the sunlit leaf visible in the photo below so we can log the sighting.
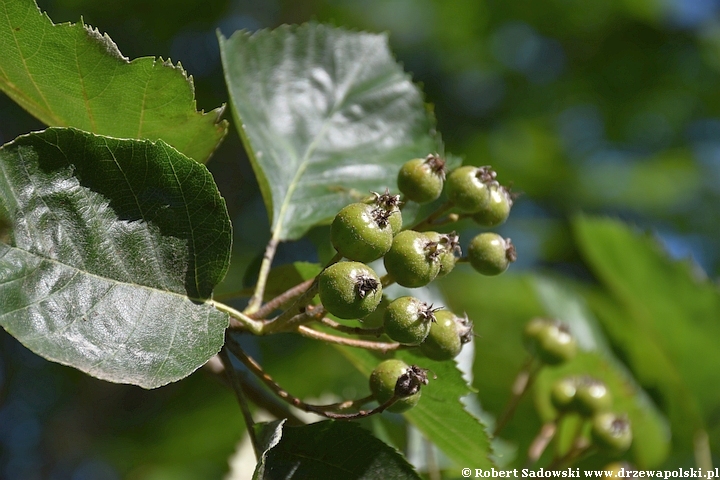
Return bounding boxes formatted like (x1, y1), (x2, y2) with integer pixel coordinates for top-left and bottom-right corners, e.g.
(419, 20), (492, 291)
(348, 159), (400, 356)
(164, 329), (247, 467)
(0, 128), (231, 388)
(0, 0), (227, 163)
(219, 23), (440, 241)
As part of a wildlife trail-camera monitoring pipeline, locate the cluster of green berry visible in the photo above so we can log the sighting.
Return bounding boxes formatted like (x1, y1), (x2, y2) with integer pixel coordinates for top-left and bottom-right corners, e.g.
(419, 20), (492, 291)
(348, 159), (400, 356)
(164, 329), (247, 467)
(523, 319), (632, 456)
(316, 154), (516, 412)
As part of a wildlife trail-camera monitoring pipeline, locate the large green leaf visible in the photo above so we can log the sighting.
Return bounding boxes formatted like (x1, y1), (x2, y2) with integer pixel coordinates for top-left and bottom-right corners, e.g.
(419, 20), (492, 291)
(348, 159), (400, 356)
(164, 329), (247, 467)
(253, 420), (421, 480)
(573, 216), (720, 454)
(0, 128), (231, 388)
(0, 0), (227, 163)
(219, 23), (440, 241)
(339, 347), (494, 469)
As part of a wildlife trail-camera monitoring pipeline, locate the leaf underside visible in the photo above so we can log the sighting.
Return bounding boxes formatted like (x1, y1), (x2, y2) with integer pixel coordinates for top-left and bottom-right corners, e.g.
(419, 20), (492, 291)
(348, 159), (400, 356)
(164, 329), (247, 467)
(0, 128), (232, 388)
(219, 23), (441, 240)
(0, 0), (227, 163)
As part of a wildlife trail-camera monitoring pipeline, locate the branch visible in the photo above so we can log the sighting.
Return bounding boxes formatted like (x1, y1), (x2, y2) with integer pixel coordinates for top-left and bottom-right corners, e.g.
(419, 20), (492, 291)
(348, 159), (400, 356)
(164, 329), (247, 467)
(212, 301), (265, 335)
(318, 317), (384, 337)
(251, 278), (315, 319)
(296, 325), (403, 354)
(219, 347), (260, 459)
(244, 236), (280, 315)
(225, 337), (398, 420)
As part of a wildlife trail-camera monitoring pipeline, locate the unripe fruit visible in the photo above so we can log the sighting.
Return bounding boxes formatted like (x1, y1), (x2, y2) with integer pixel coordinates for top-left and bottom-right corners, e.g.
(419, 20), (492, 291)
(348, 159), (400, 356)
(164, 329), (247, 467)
(384, 230), (441, 288)
(550, 376), (578, 413)
(318, 262), (382, 319)
(397, 154), (446, 204)
(575, 377), (613, 416)
(445, 165), (497, 213)
(472, 184), (513, 227)
(523, 318), (577, 365)
(420, 310), (472, 360)
(331, 203), (393, 262)
(591, 412), (632, 453)
(467, 233), (516, 276)
(383, 296), (438, 345)
(369, 359), (423, 413)
(426, 231), (461, 278)
(367, 191), (403, 235)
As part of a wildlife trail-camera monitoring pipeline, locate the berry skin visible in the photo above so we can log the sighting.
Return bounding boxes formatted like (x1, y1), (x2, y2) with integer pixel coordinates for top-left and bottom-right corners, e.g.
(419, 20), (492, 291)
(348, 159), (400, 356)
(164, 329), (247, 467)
(420, 310), (472, 361)
(426, 231), (461, 278)
(445, 165), (497, 213)
(591, 412), (632, 453)
(523, 318), (577, 365)
(397, 154), (446, 204)
(467, 233), (516, 276)
(369, 359), (423, 413)
(574, 377), (613, 416)
(318, 262), (382, 320)
(472, 184), (513, 228)
(383, 296), (439, 345)
(383, 230), (442, 288)
(550, 376), (578, 413)
(331, 203), (393, 263)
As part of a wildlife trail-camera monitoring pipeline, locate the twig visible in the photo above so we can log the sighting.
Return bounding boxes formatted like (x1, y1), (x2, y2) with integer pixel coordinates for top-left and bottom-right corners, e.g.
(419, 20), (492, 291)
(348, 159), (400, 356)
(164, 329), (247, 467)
(411, 200), (454, 231)
(493, 356), (539, 436)
(526, 421), (557, 467)
(296, 325), (403, 353)
(251, 278), (314, 319)
(245, 237), (280, 315)
(318, 317), (384, 336)
(212, 300), (265, 335)
(225, 337), (398, 419)
(219, 346), (260, 459)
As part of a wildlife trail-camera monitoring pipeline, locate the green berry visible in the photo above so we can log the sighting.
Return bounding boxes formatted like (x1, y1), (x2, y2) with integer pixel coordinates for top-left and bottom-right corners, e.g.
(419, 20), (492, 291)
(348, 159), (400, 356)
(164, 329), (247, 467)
(397, 154), (446, 204)
(445, 165), (497, 213)
(467, 232), (516, 276)
(591, 412), (632, 453)
(420, 310), (472, 360)
(383, 296), (438, 345)
(550, 376), (578, 413)
(331, 203), (393, 262)
(318, 262), (382, 319)
(523, 319), (577, 365)
(383, 230), (442, 288)
(367, 191), (404, 235)
(472, 184), (513, 227)
(369, 359), (423, 413)
(575, 377), (613, 416)
(426, 231), (461, 278)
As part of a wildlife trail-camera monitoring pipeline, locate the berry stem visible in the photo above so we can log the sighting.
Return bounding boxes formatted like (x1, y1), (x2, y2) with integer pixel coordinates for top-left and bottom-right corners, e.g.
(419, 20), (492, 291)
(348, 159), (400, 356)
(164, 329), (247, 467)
(493, 356), (541, 437)
(525, 421), (557, 467)
(411, 200), (454, 231)
(318, 317), (385, 336)
(296, 325), (403, 353)
(219, 346), (261, 459)
(212, 301), (265, 335)
(251, 278), (315, 319)
(244, 236), (280, 316)
(225, 337), (399, 419)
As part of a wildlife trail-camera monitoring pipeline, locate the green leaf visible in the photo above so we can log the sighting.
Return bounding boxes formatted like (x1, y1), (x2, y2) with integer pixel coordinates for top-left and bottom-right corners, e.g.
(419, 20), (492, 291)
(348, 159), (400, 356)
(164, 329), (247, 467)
(339, 347), (494, 469)
(573, 215), (720, 453)
(219, 23), (440, 241)
(252, 420), (421, 480)
(0, 0), (227, 163)
(0, 128), (232, 388)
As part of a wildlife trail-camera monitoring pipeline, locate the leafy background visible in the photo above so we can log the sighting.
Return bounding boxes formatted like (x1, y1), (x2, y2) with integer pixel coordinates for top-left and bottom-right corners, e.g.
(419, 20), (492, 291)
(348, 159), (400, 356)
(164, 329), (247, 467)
(1, 0), (720, 479)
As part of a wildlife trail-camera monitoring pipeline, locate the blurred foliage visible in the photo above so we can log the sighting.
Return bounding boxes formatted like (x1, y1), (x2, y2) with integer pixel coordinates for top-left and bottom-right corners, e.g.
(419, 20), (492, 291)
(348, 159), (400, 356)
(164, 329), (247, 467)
(2, 0), (720, 477)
